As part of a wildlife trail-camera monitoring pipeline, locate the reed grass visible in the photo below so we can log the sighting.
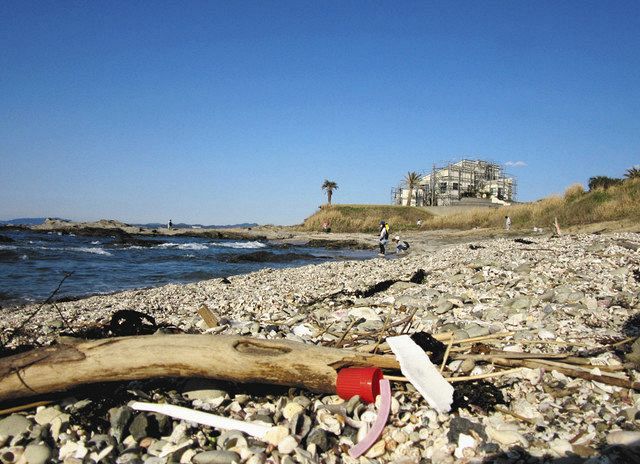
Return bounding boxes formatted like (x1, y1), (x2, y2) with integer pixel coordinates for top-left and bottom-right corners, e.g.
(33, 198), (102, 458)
(298, 205), (433, 233)
(298, 179), (640, 232)
(424, 178), (640, 230)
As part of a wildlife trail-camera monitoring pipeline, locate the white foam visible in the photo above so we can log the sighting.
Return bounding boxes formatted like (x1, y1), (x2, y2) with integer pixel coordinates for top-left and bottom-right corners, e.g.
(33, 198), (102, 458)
(73, 247), (113, 256)
(157, 242), (209, 251)
(214, 241), (267, 249)
(0, 245), (17, 250)
(91, 241), (101, 245)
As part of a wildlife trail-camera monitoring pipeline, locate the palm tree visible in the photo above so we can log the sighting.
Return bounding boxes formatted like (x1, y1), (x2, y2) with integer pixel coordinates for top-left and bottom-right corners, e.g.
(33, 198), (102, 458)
(321, 179), (338, 205)
(625, 166), (640, 179)
(404, 171), (422, 206)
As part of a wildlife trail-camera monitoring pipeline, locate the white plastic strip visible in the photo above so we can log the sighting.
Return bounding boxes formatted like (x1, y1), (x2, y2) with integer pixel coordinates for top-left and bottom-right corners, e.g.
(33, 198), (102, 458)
(131, 401), (272, 440)
(349, 379), (391, 458)
(387, 335), (454, 412)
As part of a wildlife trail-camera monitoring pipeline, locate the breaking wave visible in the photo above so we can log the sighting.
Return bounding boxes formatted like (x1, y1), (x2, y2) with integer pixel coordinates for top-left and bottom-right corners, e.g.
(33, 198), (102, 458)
(214, 241), (267, 249)
(71, 247), (113, 256)
(156, 242), (209, 251)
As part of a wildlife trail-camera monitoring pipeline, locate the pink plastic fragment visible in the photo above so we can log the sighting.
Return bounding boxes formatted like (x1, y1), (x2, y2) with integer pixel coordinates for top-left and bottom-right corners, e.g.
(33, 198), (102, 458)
(348, 378), (392, 458)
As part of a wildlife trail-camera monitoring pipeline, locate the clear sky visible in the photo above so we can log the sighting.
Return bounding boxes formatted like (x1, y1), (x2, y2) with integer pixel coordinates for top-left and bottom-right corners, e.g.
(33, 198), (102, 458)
(1, 1), (638, 225)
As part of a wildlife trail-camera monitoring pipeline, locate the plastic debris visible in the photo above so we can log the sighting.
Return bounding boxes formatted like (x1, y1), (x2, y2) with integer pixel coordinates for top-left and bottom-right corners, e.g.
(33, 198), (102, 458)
(387, 335), (454, 412)
(336, 367), (383, 403)
(349, 379), (391, 458)
(131, 401), (273, 441)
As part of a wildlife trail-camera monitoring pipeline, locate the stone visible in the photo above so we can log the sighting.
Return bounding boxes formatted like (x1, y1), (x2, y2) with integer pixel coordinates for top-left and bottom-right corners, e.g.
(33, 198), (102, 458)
(435, 301), (454, 314)
(394, 295), (429, 309)
(306, 428), (329, 451)
(34, 407), (69, 426)
(277, 435), (298, 454)
(606, 430), (640, 446)
(347, 307), (380, 321)
(0, 415), (31, 438)
(364, 439), (386, 458)
(23, 444), (51, 464)
(192, 450), (241, 464)
(109, 406), (133, 443)
(510, 296), (532, 310)
(514, 263), (531, 273)
(183, 389), (228, 402)
(129, 414), (156, 441)
(447, 417), (487, 443)
(464, 323), (490, 338)
(459, 358), (476, 374)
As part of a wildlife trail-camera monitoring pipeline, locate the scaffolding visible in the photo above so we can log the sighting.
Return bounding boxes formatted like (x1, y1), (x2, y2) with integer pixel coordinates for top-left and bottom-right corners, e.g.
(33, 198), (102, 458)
(394, 159), (517, 206)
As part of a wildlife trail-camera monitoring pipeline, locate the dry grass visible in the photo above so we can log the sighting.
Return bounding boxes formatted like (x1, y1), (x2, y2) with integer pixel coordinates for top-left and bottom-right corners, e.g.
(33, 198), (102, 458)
(298, 179), (640, 233)
(423, 178), (640, 230)
(298, 205), (433, 233)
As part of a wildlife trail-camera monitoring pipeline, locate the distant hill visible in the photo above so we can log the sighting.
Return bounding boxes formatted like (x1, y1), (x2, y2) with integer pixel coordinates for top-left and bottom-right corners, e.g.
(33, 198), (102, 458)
(0, 217), (69, 226)
(0, 218), (258, 229)
(134, 222), (259, 229)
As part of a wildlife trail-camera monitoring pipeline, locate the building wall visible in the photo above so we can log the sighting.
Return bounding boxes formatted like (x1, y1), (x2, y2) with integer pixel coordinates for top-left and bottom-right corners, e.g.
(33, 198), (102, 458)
(394, 159), (515, 206)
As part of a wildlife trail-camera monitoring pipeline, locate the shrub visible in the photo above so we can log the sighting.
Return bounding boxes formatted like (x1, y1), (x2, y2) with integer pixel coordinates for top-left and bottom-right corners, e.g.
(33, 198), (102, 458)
(588, 176), (622, 191)
(564, 183), (585, 202)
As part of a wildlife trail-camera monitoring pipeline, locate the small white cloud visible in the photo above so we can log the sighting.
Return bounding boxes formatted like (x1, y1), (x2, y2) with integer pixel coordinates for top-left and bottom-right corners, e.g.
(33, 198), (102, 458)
(505, 160), (527, 167)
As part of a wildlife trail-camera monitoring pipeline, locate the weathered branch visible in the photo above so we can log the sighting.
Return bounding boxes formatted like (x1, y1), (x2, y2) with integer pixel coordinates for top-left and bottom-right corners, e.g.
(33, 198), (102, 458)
(0, 334), (399, 403)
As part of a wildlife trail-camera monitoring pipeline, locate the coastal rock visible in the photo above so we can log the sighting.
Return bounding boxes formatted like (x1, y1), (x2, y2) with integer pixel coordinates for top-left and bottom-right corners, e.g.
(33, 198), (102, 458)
(23, 444), (52, 464)
(0, 415), (31, 438)
(192, 450), (241, 464)
(606, 430), (640, 446)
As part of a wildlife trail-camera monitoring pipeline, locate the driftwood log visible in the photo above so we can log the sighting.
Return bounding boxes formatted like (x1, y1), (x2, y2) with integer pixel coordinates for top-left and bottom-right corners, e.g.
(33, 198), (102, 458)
(0, 334), (400, 403)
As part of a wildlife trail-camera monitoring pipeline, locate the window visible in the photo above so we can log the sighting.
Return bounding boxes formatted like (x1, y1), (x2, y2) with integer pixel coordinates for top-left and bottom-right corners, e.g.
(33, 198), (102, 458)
(439, 182), (447, 193)
(452, 182), (459, 190)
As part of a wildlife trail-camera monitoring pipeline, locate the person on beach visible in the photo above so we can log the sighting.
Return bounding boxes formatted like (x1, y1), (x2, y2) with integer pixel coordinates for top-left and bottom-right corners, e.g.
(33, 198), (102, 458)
(505, 216), (511, 231)
(378, 220), (389, 256)
(322, 220), (331, 233)
(393, 235), (410, 253)
(168, 219), (173, 229)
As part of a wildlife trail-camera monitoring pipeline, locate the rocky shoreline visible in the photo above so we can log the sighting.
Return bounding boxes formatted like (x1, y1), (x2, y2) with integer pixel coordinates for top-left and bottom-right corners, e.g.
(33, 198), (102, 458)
(1, 231), (639, 463)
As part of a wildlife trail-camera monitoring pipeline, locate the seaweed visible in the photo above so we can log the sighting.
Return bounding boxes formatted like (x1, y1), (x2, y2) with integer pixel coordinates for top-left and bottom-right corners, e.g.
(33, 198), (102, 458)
(451, 380), (506, 413)
(410, 332), (447, 365)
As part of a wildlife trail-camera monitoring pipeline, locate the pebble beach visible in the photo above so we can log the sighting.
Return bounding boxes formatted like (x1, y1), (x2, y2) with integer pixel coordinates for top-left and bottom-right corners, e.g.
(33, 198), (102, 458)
(1, 231), (640, 463)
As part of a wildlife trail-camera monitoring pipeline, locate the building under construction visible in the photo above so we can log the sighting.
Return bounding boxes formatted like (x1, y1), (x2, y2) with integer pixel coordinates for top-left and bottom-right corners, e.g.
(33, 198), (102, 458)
(392, 159), (517, 207)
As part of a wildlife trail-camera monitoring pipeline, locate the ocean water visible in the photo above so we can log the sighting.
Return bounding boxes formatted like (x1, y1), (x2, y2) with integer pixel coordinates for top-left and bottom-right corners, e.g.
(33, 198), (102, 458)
(0, 230), (371, 305)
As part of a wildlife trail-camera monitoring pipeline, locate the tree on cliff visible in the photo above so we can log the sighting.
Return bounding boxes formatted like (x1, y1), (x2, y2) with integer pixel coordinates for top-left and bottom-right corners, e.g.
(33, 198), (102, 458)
(404, 171), (422, 206)
(321, 180), (338, 205)
(588, 176), (622, 191)
(625, 166), (640, 179)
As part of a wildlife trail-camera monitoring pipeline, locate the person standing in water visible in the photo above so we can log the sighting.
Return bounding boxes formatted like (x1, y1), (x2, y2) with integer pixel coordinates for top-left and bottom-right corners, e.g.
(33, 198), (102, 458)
(378, 220), (389, 256)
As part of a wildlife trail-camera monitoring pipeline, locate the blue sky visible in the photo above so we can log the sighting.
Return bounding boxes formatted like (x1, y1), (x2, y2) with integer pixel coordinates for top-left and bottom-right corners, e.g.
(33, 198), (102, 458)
(1, 1), (638, 225)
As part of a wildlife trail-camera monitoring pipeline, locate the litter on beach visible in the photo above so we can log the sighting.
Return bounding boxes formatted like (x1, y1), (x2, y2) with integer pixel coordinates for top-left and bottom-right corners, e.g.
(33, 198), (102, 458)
(387, 335), (454, 412)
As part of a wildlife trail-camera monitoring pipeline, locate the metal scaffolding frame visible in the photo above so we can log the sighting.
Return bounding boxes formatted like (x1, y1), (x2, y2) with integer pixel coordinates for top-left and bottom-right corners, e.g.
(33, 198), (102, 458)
(393, 159), (517, 206)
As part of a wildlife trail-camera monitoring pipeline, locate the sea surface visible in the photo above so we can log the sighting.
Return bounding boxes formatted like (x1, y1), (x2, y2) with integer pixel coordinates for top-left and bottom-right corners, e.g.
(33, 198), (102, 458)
(0, 230), (371, 305)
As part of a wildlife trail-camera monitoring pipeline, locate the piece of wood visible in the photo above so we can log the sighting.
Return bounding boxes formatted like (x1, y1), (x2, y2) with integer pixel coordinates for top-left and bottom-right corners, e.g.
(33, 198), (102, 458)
(197, 305), (219, 328)
(0, 334), (400, 403)
(492, 358), (640, 391)
(386, 367), (523, 383)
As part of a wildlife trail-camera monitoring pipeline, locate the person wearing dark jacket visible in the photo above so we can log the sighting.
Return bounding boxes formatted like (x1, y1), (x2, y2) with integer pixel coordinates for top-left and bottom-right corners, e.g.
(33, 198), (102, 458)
(378, 221), (389, 256)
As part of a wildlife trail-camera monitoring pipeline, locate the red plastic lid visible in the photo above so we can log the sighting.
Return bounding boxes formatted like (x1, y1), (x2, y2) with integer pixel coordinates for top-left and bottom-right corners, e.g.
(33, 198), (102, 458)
(336, 367), (383, 403)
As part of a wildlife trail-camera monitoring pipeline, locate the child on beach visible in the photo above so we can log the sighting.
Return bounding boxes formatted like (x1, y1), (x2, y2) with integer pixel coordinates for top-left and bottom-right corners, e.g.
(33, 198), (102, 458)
(393, 236), (410, 253)
(505, 216), (511, 231)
